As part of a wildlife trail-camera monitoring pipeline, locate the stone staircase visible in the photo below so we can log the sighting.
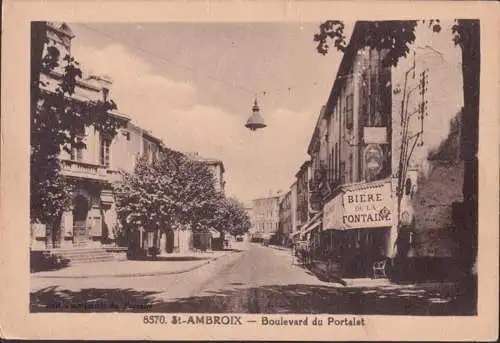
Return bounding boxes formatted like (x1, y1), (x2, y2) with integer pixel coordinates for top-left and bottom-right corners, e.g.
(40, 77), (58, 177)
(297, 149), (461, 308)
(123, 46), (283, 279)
(50, 247), (116, 264)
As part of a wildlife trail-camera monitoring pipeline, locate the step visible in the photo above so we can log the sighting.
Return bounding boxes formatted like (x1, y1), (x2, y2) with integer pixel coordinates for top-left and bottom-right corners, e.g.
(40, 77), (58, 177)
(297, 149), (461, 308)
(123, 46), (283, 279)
(50, 248), (117, 264)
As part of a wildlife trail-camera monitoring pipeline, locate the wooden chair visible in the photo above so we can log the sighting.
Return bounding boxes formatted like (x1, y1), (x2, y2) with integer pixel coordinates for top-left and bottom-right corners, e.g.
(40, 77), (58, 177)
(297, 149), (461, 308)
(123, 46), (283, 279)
(373, 259), (388, 279)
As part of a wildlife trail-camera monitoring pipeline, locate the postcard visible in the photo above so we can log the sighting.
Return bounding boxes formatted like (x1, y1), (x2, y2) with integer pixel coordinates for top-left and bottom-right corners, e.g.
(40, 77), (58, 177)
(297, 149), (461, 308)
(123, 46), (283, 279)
(1, 0), (498, 340)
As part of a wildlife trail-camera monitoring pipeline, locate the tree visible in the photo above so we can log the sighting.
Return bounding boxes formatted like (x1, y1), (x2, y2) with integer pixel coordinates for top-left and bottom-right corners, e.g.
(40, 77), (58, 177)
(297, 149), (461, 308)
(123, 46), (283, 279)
(314, 20), (479, 275)
(30, 22), (122, 229)
(113, 148), (223, 256)
(224, 197), (252, 237)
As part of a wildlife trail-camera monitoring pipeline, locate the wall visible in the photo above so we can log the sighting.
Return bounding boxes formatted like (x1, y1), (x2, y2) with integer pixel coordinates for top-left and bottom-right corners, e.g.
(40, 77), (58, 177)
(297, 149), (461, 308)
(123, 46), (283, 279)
(110, 123), (143, 173)
(389, 22), (464, 258)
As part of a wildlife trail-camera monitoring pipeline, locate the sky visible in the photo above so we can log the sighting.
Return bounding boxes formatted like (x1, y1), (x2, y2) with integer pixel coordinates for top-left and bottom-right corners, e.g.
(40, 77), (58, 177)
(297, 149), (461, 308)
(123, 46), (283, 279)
(70, 22), (352, 205)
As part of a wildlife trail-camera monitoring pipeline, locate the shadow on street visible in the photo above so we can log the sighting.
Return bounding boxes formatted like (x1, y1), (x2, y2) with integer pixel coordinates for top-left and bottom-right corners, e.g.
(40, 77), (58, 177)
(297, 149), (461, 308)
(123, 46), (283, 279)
(30, 282), (476, 315)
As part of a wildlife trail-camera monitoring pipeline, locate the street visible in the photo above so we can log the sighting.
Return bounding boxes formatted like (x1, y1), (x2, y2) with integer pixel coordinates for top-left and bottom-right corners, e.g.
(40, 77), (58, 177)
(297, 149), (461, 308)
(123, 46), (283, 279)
(30, 243), (475, 315)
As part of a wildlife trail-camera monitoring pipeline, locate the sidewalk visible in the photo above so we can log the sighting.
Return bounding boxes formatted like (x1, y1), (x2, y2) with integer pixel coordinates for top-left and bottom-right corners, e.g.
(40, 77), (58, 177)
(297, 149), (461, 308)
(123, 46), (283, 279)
(31, 250), (230, 279)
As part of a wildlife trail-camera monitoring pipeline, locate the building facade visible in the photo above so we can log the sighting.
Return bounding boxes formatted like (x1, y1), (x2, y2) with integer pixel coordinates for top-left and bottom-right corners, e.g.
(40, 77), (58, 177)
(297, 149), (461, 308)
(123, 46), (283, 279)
(31, 22), (135, 251)
(278, 190), (292, 246)
(31, 22), (203, 256)
(293, 160), (312, 241)
(304, 23), (394, 277)
(251, 195), (281, 240)
(294, 21), (468, 279)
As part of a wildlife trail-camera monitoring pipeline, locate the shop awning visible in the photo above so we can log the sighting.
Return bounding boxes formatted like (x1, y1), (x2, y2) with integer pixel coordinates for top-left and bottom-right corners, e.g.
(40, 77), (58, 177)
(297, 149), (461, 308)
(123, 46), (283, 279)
(301, 212), (322, 235)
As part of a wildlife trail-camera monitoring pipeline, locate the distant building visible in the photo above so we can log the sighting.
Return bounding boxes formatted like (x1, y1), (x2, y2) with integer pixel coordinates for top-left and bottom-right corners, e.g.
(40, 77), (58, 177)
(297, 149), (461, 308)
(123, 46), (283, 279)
(251, 194), (281, 239)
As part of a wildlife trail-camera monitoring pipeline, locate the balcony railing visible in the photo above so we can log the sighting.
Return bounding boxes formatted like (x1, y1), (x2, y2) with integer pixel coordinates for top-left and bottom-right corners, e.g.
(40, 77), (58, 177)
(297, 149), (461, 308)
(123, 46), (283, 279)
(60, 159), (109, 181)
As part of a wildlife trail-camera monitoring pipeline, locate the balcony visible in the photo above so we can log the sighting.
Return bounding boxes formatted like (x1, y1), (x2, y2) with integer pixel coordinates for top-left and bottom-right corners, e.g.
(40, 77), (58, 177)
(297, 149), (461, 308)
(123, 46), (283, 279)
(60, 159), (109, 181)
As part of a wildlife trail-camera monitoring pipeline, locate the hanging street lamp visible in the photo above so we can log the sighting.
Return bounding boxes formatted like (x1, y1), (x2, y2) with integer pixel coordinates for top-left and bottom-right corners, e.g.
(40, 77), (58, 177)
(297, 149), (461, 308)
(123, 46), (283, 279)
(245, 98), (267, 131)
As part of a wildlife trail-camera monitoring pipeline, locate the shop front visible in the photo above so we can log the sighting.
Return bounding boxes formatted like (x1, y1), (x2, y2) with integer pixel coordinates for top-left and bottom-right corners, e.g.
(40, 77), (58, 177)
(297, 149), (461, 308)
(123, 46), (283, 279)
(321, 180), (393, 278)
(293, 212), (322, 265)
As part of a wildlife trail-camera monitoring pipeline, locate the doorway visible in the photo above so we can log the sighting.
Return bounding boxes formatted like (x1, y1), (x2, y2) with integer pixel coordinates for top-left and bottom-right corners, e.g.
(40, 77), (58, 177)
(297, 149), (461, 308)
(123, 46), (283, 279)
(73, 195), (90, 247)
(165, 229), (175, 253)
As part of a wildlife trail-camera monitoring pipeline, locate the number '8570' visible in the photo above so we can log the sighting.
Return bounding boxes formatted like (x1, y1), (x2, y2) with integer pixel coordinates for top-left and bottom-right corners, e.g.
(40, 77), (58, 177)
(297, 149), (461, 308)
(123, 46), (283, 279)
(143, 315), (168, 324)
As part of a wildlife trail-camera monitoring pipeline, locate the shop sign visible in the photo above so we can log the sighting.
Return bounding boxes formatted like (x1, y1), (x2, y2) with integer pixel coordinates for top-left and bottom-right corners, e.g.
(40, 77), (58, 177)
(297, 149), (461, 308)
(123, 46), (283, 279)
(342, 182), (392, 228)
(364, 144), (384, 176)
(363, 127), (387, 144)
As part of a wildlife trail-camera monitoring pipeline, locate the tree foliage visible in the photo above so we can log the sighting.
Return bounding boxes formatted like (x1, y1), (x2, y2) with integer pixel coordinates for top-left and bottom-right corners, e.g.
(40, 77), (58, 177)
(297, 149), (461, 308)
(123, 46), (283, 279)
(314, 20), (442, 67)
(223, 197), (252, 237)
(30, 22), (122, 225)
(113, 150), (251, 247)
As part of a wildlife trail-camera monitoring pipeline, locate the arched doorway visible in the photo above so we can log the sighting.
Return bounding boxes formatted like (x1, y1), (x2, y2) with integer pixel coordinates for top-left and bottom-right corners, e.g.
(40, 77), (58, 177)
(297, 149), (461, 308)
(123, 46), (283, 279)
(73, 195), (90, 247)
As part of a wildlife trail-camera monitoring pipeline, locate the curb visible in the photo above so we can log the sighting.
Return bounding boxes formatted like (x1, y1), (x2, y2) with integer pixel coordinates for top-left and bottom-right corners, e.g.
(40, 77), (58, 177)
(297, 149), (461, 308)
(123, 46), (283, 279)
(31, 252), (231, 279)
(268, 245), (291, 252)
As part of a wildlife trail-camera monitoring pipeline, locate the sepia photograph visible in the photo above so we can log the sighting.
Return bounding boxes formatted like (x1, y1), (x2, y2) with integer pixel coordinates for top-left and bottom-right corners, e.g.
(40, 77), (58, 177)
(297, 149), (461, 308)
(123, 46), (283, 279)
(1, 0), (498, 341)
(29, 19), (478, 315)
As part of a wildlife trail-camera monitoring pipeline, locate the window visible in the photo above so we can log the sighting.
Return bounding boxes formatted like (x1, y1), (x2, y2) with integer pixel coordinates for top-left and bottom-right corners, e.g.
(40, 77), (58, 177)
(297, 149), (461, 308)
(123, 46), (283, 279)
(348, 154), (354, 183)
(71, 136), (84, 162)
(152, 146), (158, 162)
(346, 93), (354, 130)
(340, 162), (346, 184)
(360, 72), (369, 125)
(100, 136), (111, 167)
(335, 143), (339, 180)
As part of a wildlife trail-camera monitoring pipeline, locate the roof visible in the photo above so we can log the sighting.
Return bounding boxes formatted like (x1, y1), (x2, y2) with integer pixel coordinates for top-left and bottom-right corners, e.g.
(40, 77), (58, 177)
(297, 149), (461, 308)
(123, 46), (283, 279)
(306, 23), (369, 158)
(295, 160), (311, 178)
(252, 195), (281, 203)
(185, 152), (225, 173)
(306, 105), (326, 155)
(143, 130), (163, 144)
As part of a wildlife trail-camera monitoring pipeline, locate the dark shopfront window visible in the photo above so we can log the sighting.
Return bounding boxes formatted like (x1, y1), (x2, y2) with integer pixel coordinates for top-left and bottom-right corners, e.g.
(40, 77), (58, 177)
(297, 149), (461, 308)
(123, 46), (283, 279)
(316, 228), (390, 276)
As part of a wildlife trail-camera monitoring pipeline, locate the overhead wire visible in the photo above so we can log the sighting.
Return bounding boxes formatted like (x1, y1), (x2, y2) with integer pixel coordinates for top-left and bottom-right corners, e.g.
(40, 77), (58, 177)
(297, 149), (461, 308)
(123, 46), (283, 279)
(76, 23), (323, 99)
